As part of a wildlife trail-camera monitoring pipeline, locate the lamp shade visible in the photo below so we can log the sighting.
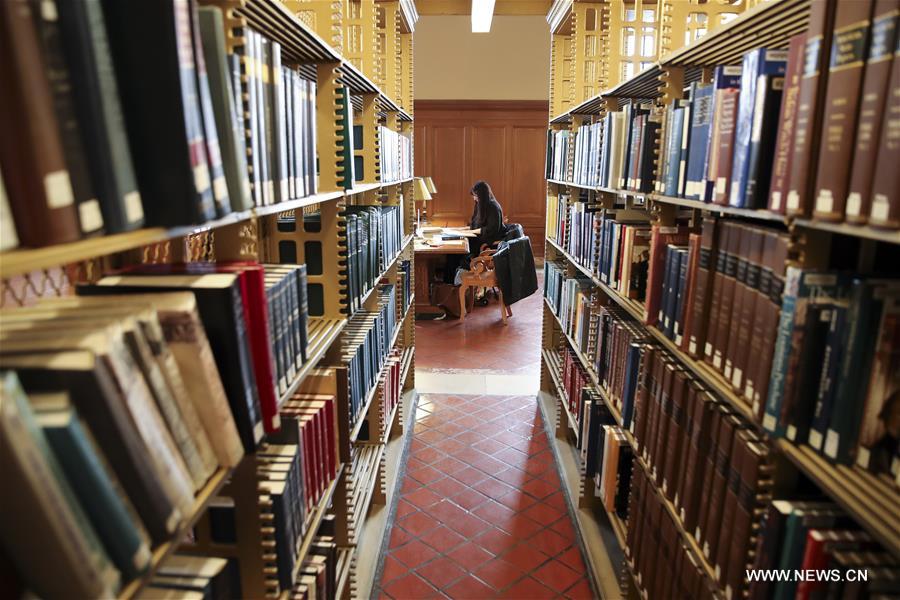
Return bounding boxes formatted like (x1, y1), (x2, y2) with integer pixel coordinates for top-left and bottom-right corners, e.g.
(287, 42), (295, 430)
(424, 177), (437, 194)
(413, 177), (432, 201)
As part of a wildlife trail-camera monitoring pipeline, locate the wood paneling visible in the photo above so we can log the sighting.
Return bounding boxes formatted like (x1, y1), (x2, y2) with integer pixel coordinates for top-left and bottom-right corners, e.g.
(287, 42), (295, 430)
(414, 100), (549, 257)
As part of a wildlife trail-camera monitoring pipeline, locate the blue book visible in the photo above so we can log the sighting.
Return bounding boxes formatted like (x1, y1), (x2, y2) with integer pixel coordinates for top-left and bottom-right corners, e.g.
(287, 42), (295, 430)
(703, 66), (743, 200)
(664, 247), (686, 340)
(32, 394), (152, 581)
(684, 83), (714, 199)
(808, 303), (848, 451)
(664, 105), (686, 196)
(658, 245), (675, 327)
(673, 246), (690, 344)
(728, 48), (788, 207)
(621, 343), (641, 429)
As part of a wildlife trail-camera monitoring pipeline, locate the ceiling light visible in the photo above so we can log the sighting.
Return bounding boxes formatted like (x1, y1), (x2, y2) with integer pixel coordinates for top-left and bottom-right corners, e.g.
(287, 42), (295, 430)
(471, 0), (496, 32)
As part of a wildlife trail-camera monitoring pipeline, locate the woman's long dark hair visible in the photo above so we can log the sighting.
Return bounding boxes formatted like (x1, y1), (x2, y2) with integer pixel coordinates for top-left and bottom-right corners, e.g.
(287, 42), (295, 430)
(470, 180), (496, 227)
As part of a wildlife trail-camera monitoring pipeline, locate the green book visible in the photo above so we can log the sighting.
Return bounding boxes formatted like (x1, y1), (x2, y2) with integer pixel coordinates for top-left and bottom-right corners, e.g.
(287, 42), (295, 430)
(337, 86), (355, 189)
(0, 373), (120, 597)
(31, 391), (152, 581)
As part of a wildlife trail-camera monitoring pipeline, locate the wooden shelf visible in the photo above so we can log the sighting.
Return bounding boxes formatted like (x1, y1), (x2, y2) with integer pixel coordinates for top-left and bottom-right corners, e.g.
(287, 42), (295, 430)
(778, 442), (900, 557)
(349, 443), (384, 535)
(118, 467), (232, 599)
(278, 318), (348, 406)
(355, 235), (414, 313)
(793, 218), (900, 245)
(349, 309), (406, 443)
(287, 465), (344, 589)
(541, 348), (580, 440)
(334, 546), (353, 600)
(0, 185), (417, 279)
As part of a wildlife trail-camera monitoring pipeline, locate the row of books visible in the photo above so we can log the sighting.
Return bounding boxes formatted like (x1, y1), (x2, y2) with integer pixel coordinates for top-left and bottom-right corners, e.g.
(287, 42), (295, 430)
(0, 0), (325, 250)
(342, 284), (399, 434)
(293, 528), (341, 600)
(345, 205), (404, 314)
(626, 464), (717, 600)
(549, 121), (605, 187)
(543, 262), (592, 353)
(138, 555), (239, 599)
(580, 401), (633, 519)
(763, 271), (900, 476)
(748, 499), (900, 600)
(378, 125), (413, 184)
(0, 290), (248, 598)
(358, 348), (403, 444)
(398, 259), (412, 317)
(629, 340), (774, 599)
(267, 265), (311, 398)
(546, 129), (572, 182)
(561, 347), (592, 429)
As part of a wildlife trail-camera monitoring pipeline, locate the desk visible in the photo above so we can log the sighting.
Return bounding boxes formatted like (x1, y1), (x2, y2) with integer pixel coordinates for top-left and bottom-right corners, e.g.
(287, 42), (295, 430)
(414, 238), (469, 317)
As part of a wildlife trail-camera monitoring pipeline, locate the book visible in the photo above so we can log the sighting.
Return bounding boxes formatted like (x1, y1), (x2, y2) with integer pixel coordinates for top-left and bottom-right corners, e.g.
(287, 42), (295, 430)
(684, 83), (714, 199)
(712, 89), (740, 205)
(868, 18), (900, 228)
(845, 0), (900, 223)
(785, 0), (839, 217)
(101, 0), (217, 225)
(729, 48), (788, 208)
(744, 73), (785, 208)
(769, 35), (806, 214)
(30, 391), (152, 581)
(197, 7), (252, 212)
(703, 66), (743, 201)
(0, 0), (80, 246)
(0, 373), (120, 598)
(0, 170), (17, 251)
(813, 0), (877, 221)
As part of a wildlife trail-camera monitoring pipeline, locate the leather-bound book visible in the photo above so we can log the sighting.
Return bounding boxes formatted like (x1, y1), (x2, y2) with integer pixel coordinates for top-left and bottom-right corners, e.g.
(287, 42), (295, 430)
(694, 406), (725, 545)
(713, 430), (749, 584)
(53, 0), (145, 234)
(625, 460), (643, 559)
(730, 227), (767, 394)
(868, 26), (900, 228)
(723, 225), (757, 384)
(0, 0), (80, 247)
(662, 369), (689, 501)
(701, 414), (741, 559)
(769, 35), (807, 214)
(785, 0), (839, 217)
(674, 383), (698, 514)
(813, 0), (877, 221)
(31, 0), (105, 238)
(632, 345), (657, 447)
(797, 529), (877, 599)
(845, 0), (900, 223)
(100, 0), (216, 226)
(677, 234), (701, 349)
(724, 440), (773, 600)
(643, 225), (693, 326)
(688, 219), (720, 359)
(641, 350), (664, 463)
(708, 223), (745, 373)
(680, 387), (717, 537)
(702, 221), (732, 366)
(748, 233), (790, 418)
(712, 89), (740, 205)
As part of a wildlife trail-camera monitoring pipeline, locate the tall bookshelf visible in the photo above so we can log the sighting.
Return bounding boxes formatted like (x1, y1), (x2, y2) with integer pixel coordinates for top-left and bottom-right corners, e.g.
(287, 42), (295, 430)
(0, 1), (418, 598)
(541, 0), (900, 598)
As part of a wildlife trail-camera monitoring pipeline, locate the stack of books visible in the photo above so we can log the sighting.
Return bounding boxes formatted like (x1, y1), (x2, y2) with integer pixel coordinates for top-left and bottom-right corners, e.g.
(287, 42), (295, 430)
(258, 442), (308, 590)
(0, 290), (247, 597)
(546, 130), (572, 182)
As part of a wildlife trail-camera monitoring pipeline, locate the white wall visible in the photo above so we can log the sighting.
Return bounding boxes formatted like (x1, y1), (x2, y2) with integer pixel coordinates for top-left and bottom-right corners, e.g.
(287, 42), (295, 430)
(414, 15), (551, 100)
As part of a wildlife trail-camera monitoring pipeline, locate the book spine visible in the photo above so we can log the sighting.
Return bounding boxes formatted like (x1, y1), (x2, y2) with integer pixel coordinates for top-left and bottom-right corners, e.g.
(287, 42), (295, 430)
(868, 29), (900, 227)
(770, 35), (806, 214)
(713, 90), (740, 205)
(745, 74), (786, 209)
(762, 267), (804, 435)
(813, 0), (877, 220)
(786, 0), (839, 216)
(846, 1), (900, 223)
(685, 85), (713, 199)
(808, 304), (847, 451)
(711, 225), (744, 372)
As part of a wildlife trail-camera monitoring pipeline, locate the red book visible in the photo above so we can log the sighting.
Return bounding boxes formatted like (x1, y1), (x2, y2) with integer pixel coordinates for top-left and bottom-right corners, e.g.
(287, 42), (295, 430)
(796, 529), (876, 599)
(679, 233), (702, 350)
(769, 34), (807, 214)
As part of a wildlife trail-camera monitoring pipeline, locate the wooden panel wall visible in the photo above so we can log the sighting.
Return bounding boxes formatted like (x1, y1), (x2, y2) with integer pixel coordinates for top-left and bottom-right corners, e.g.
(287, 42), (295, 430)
(414, 100), (549, 258)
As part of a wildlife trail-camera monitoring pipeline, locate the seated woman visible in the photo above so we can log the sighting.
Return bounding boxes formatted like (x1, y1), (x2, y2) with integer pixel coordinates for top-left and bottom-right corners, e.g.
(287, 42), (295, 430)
(443, 180), (507, 286)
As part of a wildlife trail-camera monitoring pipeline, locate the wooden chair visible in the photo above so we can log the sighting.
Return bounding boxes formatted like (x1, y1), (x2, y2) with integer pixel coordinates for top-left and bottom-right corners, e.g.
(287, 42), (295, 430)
(457, 246), (512, 324)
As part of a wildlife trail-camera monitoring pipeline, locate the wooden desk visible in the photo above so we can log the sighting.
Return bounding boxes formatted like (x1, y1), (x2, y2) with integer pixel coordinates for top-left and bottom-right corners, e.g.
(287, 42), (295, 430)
(414, 238), (469, 316)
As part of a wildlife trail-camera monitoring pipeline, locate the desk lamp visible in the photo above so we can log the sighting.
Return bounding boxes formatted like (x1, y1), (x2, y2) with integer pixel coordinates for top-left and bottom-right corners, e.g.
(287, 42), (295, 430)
(414, 177), (433, 224)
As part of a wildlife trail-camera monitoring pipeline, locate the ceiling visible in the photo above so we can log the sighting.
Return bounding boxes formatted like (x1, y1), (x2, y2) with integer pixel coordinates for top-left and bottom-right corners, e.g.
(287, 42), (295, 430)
(415, 0), (552, 16)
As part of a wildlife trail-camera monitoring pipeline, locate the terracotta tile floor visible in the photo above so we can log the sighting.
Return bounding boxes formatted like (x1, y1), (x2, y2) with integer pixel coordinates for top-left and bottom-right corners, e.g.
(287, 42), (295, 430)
(377, 394), (593, 599)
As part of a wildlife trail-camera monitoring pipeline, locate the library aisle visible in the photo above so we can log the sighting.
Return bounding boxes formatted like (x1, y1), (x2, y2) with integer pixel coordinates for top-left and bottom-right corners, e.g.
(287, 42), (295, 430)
(375, 275), (596, 599)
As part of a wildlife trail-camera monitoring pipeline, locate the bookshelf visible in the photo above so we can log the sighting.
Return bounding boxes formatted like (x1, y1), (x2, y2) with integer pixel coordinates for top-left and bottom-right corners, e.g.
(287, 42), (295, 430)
(0, 0), (418, 598)
(542, 0), (900, 597)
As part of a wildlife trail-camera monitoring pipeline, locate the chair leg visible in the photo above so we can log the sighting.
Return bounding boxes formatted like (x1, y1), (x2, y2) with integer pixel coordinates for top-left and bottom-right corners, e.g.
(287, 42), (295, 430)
(458, 285), (466, 320)
(497, 289), (508, 325)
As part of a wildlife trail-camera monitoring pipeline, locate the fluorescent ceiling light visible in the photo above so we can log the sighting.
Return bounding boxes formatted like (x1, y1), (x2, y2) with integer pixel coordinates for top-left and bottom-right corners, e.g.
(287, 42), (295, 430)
(472, 0), (496, 32)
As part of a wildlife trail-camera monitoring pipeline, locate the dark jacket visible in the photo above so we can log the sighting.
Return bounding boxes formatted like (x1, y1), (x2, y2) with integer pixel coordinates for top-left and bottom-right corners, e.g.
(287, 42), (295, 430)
(470, 198), (506, 252)
(492, 236), (538, 306)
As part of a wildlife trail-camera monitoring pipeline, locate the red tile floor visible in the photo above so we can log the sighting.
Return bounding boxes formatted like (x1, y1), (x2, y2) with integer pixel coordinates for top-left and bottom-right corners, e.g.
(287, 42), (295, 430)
(377, 394), (593, 599)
